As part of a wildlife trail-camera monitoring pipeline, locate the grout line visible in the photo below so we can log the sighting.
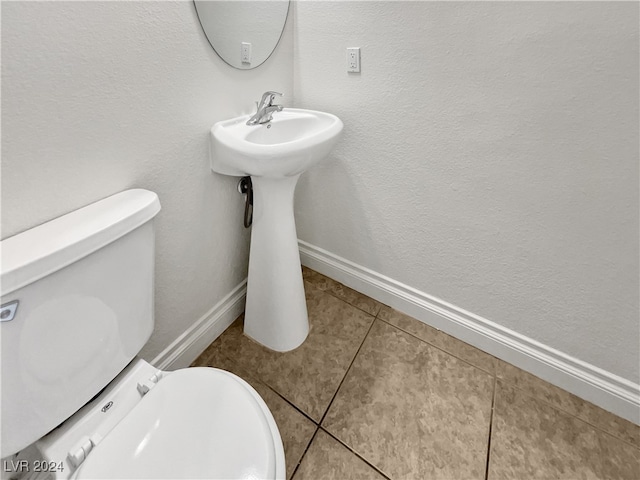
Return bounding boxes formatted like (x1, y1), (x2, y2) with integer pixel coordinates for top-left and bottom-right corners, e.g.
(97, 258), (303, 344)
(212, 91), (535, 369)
(496, 379), (640, 451)
(484, 374), (498, 480)
(201, 308), (639, 451)
(318, 286), (381, 317)
(207, 348), (323, 426)
(326, 287), (382, 316)
(320, 427), (392, 480)
(306, 268), (495, 376)
(317, 315), (378, 426)
(303, 274), (382, 317)
(377, 315), (496, 376)
(378, 308), (640, 448)
(289, 426), (320, 480)
(265, 384), (320, 425)
(218, 311), (379, 428)
(371, 305), (384, 322)
(190, 341), (315, 420)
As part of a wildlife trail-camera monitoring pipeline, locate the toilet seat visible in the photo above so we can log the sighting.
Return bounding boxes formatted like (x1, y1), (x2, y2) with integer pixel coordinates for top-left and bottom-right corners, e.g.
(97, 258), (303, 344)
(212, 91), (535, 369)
(71, 367), (285, 479)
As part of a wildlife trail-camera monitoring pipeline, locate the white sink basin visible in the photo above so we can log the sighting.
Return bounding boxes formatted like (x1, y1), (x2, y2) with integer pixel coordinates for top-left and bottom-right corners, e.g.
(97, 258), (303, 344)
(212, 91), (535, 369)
(210, 108), (343, 177)
(209, 107), (343, 352)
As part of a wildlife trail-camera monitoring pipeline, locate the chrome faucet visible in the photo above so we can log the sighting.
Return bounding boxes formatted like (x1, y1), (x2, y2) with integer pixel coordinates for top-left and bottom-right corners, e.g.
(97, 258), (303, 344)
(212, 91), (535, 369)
(246, 91), (283, 126)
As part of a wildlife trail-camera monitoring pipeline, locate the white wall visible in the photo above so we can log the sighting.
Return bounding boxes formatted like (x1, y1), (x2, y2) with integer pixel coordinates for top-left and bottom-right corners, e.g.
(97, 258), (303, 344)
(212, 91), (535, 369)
(3, 0), (638, 392)
(1, 1), (293, 360)
(293, 2), (639, 383)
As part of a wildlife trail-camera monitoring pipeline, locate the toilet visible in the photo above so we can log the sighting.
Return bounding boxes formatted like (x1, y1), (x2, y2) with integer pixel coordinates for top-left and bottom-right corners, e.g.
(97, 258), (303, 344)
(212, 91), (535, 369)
(0, 189), (285, 479)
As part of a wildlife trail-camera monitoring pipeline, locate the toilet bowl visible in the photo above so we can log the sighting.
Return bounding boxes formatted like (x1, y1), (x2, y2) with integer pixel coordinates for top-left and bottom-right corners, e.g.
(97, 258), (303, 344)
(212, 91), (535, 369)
(0, 189), (285, 479)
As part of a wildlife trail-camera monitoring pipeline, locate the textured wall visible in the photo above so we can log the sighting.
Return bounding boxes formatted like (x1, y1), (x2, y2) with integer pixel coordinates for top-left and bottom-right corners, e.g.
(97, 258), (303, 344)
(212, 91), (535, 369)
(1, 1), (293, 360)
(293, 2), (639, 382)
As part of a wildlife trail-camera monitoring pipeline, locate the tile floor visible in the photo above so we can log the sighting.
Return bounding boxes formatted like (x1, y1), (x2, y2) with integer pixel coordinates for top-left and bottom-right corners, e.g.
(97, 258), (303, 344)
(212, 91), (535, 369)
(192, 267), (640, 479)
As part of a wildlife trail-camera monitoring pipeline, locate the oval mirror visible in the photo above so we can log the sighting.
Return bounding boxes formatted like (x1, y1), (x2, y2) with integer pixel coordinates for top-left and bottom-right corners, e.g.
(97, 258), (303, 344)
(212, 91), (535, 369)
(194, 0), (290, 70)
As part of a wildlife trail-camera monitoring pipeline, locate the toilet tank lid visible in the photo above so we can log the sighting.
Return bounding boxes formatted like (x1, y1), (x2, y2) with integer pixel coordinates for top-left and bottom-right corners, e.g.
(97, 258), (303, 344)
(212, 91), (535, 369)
(1, 189), (161, 297)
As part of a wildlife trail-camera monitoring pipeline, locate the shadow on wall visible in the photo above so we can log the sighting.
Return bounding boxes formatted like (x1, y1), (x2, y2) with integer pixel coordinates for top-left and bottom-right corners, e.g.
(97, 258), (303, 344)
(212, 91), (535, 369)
(295, 152), (403, 274)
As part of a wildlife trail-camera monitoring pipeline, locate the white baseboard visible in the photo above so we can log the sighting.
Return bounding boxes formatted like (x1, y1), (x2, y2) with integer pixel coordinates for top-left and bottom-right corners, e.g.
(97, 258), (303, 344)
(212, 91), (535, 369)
(299, 240), (640, 425)
(151, 279), (247, 371)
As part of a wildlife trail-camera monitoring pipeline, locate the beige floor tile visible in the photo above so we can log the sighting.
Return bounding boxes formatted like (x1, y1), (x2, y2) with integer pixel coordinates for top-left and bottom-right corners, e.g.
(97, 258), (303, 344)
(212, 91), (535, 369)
(211, 282), (374, 421)
(292, 430), (386, 480)
(302, 266), (382, 316)
(191, 347), (317, 480)
(497, 360), (640, 448)
(378, 305), (496, 374)
(323, 320), (494, 479)
(489, 382), (640, 480)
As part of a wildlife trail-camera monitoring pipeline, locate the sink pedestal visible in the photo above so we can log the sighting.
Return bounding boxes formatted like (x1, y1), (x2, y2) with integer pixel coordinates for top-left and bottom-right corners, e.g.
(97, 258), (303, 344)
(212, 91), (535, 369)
(244, 174), (309, 352)
(210, 108), (343, 352)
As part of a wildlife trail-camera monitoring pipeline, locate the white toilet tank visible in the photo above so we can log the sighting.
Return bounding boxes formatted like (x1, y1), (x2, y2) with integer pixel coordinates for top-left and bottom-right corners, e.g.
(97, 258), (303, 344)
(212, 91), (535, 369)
(0, 189), (161, 458)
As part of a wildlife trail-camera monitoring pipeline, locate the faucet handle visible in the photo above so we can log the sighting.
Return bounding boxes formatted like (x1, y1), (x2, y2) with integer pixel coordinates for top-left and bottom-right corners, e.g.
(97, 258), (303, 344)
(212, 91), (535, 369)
(259, 91), (283, 106)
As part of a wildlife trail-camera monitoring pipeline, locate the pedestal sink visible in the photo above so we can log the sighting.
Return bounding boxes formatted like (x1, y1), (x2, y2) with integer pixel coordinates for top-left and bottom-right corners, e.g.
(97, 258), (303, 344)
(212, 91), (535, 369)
(210, 108), (343, 352)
